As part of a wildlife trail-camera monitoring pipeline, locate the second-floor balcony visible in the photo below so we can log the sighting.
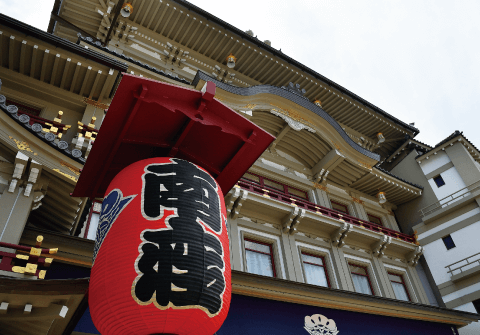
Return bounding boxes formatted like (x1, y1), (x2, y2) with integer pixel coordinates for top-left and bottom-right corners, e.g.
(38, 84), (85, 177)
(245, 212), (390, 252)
(236, 178), (417, 244)
(446, 252), (480, 282)
(419, 180), (480, 218)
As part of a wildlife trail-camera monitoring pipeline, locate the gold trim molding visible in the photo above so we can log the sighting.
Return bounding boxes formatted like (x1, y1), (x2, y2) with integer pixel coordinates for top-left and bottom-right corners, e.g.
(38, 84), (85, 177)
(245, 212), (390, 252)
(8, 136), (38, 155)
(53, 168), (78, 182)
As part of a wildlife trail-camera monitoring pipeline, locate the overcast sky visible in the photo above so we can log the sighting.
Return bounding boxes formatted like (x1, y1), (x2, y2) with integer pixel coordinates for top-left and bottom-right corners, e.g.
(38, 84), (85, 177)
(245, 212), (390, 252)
(2, 0), (479, 148)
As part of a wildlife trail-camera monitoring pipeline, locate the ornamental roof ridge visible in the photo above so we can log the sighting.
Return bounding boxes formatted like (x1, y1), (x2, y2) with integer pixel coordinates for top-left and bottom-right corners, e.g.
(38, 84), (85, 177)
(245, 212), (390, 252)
(77, 35), (191, 86)
(374, 166), (424, 190)
(192, 71), (381, 162)
(0, 96), (85, 165)
(415, 130), (480, 161)
(169, 0), (419, 135)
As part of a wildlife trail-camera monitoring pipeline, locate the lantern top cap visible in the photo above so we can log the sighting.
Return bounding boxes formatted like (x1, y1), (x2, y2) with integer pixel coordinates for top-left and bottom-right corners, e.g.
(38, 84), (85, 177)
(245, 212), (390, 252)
(72, 74), (275, 198)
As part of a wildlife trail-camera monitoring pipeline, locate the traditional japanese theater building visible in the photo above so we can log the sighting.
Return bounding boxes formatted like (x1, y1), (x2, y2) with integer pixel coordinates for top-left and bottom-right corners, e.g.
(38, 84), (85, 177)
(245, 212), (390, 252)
(0, 0), (479, 334)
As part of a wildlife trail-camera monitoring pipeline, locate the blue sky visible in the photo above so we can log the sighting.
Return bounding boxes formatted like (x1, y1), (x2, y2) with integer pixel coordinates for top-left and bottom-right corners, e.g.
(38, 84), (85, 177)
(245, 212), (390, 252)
(2, 0), (480, 148)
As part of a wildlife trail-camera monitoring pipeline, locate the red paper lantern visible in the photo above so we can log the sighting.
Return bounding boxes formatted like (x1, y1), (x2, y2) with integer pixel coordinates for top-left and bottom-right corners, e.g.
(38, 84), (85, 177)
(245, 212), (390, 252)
(89, 157), (231, 335)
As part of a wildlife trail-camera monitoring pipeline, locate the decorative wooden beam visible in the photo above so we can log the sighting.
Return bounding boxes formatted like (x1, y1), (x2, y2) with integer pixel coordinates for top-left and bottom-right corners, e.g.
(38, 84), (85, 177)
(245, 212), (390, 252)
(8, 36), (15, 70)
(146, 1), (163, 29)
(39, 49), (50, 82)
(50, 54), (61, 85)
(159, 6), (176, 36)
(69, 62), (82, 92)
(312, 149), (345, 183)
(60, 58), (72, 89)
(79, 66), (92, 97)
(19, 40), (27, 74)
(89, 70), (103, 99)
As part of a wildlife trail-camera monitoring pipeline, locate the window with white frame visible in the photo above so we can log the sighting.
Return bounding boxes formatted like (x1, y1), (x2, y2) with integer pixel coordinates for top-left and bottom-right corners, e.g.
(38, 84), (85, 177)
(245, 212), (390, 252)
(84, 201), (102, 240)
(244, 239), (276, 277)
(388, 272), (411, 302)
(301, 252), (330, 288)
(348, 263), (375, 295)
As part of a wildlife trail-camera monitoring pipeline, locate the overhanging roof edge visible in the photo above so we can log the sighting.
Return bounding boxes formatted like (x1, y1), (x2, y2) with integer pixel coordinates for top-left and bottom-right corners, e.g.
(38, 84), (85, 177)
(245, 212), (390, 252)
(173, 0), (419, 135)
(0, 13), (128, 73)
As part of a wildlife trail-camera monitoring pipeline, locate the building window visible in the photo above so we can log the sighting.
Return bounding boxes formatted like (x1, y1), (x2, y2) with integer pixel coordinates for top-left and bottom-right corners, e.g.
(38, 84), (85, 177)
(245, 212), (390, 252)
(84, 201), (102, 240)
(388, 272), (411, 302)
(244, 239), (276, 278)
(331, 201), (349, 214)
(367, 214), (383, 226)
(6, 99), (42, 116)
(442, 235), (456, 250)
(242, 172), (309, 200)
(349, 263), (374, 295)
(301, 253), (330, 288)
(433, 175), (445, 188)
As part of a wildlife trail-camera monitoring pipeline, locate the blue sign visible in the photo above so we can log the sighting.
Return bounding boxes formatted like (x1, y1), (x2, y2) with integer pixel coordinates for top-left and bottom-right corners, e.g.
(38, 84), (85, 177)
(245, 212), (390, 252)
(216, 294), (457, 335)
(75, 294), (458, 335)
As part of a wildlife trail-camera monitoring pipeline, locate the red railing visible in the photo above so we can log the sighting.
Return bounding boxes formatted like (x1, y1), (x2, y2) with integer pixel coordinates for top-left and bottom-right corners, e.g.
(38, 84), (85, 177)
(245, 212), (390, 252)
(0, 235), (57, 279)
(236, 178), (416, 244)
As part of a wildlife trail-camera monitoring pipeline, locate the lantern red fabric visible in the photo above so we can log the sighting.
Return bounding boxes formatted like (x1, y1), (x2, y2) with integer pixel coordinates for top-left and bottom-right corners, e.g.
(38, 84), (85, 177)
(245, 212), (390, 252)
(89, 157), (231, 335)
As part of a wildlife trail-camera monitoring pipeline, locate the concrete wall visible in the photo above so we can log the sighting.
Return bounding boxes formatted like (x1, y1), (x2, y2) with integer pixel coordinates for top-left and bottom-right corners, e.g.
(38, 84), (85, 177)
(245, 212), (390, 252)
(427, 167), (467, 202)
(419, 151), (451, 176)
(391, 150), (438, 233)
(422, 218), (480, 285)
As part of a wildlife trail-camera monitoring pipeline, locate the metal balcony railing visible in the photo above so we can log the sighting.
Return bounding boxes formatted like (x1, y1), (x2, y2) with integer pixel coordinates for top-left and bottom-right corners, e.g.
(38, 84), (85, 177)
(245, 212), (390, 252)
(446, 252), (480, 276)
(419, 180), (480, 217)
(236, 178), (417, 244)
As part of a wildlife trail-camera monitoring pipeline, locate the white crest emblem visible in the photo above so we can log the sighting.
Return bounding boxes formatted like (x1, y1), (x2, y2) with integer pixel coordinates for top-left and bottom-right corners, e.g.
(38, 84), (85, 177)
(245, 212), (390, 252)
(304, 314), (339, 335)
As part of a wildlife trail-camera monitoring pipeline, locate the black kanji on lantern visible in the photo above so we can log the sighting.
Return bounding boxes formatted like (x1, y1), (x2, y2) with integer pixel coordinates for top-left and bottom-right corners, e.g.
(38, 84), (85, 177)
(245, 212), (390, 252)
(132, 159), (225, 316)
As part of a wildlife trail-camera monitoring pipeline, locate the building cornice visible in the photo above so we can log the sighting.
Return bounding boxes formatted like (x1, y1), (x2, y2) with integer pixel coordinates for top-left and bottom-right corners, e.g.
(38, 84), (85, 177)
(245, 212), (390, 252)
(416, 131), (480, 164)
(171, 0), (419, 136)
(231, 270), (479, 327)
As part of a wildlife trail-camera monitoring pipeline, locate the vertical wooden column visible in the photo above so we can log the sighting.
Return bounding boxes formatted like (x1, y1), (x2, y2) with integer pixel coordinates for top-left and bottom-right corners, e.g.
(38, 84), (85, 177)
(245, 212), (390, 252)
(371, 257), (396, 299)
(330, 246), (355, 291)
(227, 218), (243, 272)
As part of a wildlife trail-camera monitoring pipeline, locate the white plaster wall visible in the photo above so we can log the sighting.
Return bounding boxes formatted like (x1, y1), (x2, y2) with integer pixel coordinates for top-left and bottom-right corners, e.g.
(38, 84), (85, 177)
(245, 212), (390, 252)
(418, 207), (480, 241)
(427, 167), (467, 202)
(422, 219), (480, 285)
(454, 303), (480, 335)
(420, 151), (451, 175)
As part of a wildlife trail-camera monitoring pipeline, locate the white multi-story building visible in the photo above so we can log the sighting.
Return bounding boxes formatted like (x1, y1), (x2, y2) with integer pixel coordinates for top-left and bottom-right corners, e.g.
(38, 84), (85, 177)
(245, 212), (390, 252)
(391, 131), (480, 334)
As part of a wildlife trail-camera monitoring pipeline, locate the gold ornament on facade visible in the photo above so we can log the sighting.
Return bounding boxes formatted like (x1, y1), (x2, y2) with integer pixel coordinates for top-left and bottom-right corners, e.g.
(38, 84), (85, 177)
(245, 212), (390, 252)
(351, 197), (364, 205)
(53, 168), (78, 182)
(241, 104), (257, 109)
(83, 97), (109, 110)
(60, 161), (81, 176)
(8, 136), (38, 155)
(413, 230), (420, 246)
(313, 182), (329, 193)
(43, 111), (71, 140)
(357, 160), (373, 170)
(271, 104), (312, 125)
